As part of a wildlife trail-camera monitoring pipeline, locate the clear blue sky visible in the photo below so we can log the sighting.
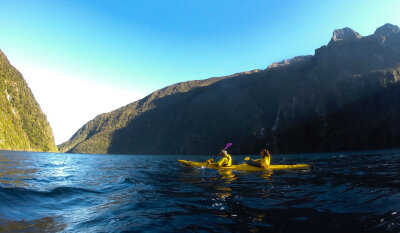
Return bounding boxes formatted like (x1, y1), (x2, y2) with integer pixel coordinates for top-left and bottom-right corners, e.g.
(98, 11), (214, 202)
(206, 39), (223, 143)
(1, 0), (399, 143)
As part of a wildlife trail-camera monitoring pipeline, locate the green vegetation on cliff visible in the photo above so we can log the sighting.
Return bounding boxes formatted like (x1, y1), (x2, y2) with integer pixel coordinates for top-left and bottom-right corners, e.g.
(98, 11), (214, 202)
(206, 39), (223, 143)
(0, 50), (58, 152)
(59, 23), (400, 155)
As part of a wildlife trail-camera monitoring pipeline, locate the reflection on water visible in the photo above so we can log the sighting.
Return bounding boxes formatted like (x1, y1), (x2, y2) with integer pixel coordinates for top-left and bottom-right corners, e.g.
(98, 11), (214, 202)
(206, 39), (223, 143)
(214, 170), (236, 200)
(217, 169), (237, 183)
(0, 153), (36, 187)
(0, 216), (65, 232)
(259, 171), (273, 180)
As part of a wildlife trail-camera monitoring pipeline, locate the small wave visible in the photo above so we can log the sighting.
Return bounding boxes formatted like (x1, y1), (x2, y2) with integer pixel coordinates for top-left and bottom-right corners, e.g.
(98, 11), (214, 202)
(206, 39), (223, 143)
(0, 186), (101, 200)
(122, 177), (138, 184)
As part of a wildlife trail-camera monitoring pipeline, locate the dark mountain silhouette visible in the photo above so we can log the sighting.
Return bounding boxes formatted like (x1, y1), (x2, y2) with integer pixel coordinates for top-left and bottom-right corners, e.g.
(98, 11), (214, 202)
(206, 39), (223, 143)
(0, 50), (58, 152)
(59, 23), (400, 155)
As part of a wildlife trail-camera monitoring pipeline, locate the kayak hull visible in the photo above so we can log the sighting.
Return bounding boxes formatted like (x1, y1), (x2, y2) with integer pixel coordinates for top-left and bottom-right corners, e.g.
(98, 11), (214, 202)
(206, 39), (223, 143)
(178, 160), (309, 172)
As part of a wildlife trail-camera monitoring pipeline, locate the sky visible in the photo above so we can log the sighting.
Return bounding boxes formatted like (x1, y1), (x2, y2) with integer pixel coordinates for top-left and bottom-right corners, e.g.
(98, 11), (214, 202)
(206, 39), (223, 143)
(1, 0), (399, 144)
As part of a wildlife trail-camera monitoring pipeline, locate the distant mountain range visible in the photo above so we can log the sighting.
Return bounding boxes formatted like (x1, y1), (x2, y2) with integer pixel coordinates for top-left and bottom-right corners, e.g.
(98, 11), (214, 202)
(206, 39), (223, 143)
(59, 23), (400, 155)
(0, 50), (57, 152)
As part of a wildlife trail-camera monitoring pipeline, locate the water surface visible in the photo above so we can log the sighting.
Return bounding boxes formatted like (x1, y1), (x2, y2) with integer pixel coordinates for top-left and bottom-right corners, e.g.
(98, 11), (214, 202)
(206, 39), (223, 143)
(0, 150), (399, 232)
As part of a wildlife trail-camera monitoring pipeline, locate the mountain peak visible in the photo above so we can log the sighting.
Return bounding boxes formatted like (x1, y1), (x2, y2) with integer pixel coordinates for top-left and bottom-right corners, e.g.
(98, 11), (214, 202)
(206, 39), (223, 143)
(329, 27), (362, 45)
(374, 23), (400, 37)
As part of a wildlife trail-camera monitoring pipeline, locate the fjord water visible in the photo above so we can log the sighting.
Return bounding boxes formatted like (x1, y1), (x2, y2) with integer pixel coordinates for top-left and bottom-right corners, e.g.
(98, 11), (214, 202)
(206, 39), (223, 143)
(0, 150), (399, 232)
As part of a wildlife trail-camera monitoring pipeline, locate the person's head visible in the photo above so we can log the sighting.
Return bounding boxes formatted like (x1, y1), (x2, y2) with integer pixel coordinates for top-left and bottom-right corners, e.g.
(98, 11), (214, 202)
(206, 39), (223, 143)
(261, 149), (269, 157)
(220, 150), (228, 157)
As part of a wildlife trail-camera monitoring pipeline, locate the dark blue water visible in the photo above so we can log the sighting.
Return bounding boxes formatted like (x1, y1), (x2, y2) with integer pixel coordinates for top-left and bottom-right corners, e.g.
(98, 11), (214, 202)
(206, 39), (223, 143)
(0, 150), (399, 232)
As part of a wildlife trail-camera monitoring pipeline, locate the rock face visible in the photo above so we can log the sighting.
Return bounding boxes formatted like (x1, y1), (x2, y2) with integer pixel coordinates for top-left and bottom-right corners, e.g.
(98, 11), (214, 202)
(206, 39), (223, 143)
(374, 23), (400, 37)
(0, 50), (58, 152)
(267, 56), (312, 69)
(60, 23), (400, 155)
(329, 27), (362, 44)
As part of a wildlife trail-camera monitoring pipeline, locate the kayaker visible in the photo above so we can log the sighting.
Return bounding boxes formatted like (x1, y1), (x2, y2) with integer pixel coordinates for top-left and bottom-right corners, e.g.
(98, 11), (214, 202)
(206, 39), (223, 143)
(247, 149), (271, 169)
(216, 150), (232, 167)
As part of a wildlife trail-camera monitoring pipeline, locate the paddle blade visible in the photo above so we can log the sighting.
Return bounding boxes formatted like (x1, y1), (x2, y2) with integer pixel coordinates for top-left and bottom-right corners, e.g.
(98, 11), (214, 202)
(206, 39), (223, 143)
(224, 143), (232, 150)
(244, 156), (250, 161)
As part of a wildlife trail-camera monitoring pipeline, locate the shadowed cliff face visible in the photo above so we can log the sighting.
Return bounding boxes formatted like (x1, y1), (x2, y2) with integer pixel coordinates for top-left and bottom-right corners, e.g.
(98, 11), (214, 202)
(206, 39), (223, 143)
(60, 23), (400, 155)
(0, 50), (58, 152)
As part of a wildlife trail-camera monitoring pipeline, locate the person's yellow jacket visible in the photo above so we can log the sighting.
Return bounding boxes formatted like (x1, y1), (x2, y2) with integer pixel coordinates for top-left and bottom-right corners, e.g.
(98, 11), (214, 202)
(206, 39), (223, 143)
(217, 154), (232, 167)
(253, 155), (270, 169)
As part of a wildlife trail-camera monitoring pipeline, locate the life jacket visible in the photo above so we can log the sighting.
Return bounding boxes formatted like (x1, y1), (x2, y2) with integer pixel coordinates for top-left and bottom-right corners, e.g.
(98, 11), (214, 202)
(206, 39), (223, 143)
(226, 154), (232, 166)
(217, 154), (232, 167)
(260, 154), (270, 169)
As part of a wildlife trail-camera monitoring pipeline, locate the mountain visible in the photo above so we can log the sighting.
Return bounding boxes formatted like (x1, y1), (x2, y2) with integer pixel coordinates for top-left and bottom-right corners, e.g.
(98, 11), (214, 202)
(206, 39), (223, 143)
(59, 23), (400, 155)
(0, 50), (58, 152)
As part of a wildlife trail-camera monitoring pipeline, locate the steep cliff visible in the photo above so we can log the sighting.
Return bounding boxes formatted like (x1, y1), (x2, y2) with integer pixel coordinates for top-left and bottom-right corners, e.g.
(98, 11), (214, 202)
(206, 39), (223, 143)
(60, 23), (400, 155)
(0, 50), (58, 152)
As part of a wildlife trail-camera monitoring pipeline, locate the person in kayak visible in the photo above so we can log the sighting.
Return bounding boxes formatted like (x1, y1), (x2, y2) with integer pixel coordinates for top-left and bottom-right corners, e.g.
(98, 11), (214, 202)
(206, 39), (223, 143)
(216, 150), (232, 167)
(247, 149), (271, 169)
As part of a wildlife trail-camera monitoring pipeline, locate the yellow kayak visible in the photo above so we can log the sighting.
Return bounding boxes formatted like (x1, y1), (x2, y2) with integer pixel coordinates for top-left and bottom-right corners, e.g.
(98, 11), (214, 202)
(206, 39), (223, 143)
(178, 160), (310, 172)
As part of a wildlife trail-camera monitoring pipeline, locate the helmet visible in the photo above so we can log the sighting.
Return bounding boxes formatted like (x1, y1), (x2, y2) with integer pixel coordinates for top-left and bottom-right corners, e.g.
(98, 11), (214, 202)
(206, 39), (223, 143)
(220, 150), (227, 156)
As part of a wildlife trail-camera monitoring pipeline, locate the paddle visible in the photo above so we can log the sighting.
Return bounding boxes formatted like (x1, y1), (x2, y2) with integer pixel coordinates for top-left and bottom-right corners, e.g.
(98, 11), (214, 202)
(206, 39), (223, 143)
(223, 142), (232, 150)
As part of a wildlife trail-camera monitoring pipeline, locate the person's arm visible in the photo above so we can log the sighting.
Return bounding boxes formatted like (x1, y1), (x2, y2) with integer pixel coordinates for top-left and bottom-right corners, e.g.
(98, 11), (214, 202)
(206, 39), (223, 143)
(205, 159), (214, 165)
(217, 157), (227, 166)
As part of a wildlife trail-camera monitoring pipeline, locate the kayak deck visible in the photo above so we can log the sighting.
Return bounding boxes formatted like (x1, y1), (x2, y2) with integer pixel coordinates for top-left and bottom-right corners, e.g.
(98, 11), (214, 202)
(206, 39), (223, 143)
(178, 160), (309, 172)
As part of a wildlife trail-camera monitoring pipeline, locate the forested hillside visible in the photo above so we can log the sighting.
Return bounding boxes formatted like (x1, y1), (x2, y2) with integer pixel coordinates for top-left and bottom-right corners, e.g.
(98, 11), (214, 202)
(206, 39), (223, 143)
(0, 50), (57, 152)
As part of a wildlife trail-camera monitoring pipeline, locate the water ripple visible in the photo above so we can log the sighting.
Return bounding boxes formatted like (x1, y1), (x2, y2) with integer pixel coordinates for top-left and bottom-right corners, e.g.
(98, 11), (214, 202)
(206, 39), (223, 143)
(0, 151), (399, 232)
